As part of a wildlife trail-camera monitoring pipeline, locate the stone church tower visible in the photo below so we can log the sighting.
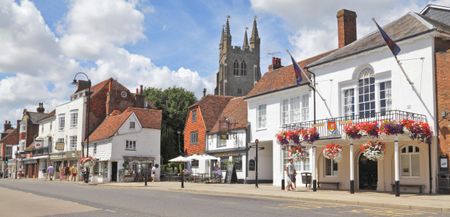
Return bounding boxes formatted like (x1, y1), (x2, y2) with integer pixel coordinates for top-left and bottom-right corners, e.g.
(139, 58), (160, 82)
(214, 17), (261, 96)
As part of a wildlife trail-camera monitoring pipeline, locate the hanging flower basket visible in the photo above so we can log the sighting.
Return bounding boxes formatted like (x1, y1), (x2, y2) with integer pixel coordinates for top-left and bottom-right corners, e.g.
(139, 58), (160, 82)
(402, 120), (432, 144)
(380, 121), (404, 135)
(302, 127), (319, 144)
(344, 124), (362, 139)
(357, 122), (379, 137)
(79, 156), (97, 168)
(360, 141), (385, 161)
(322, 144), (343, 161)
(276, 131), (290, 146)
(290, 146), (309, 161)
(287, 130), (301, 145)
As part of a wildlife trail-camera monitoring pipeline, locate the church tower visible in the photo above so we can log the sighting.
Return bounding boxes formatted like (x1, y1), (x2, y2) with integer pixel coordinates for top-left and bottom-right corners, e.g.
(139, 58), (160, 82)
(215, 16), (261, 96)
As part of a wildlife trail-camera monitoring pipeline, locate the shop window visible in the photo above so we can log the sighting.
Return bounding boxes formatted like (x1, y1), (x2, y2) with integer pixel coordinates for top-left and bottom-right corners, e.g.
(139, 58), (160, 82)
(234, 156), (242, 171)
(220, 158), (229, 170)
(325, 158), (338, 176)
(249, 159), (255, 171)
(191, 110), (197, 123)
(191, 160), (199, 168)
(401, 145), (420, 177)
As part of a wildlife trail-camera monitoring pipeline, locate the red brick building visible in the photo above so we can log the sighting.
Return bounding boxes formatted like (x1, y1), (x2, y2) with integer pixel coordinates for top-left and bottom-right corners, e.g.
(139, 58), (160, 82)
(184, 95), (232, 155)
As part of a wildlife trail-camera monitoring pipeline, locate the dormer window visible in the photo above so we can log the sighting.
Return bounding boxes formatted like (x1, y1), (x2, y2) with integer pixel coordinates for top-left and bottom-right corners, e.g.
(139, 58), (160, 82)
(129, 121), (135, 129)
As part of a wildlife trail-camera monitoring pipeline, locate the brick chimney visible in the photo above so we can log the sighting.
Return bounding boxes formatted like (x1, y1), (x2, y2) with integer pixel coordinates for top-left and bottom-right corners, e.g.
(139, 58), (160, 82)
(337, 9), (357, 48)
(36, 102), (45, 113)
(203, 88), (206, 97)
(268, 57), (283, 71)
(106, 78), (113, 115)
(135, 85), (145, 108)
(3, 120), (11, 132)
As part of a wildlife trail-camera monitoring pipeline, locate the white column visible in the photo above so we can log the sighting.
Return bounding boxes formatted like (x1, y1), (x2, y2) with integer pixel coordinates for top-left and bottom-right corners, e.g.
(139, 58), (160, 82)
(349, 143), (355, 194)
(311, 146), (317, 191)
(394, 136), (400, 197)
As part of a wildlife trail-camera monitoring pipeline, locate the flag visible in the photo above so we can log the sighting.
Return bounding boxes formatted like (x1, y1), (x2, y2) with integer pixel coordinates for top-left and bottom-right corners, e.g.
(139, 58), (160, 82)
(287, 51), (311, 85)
(373, 18), (401, 57)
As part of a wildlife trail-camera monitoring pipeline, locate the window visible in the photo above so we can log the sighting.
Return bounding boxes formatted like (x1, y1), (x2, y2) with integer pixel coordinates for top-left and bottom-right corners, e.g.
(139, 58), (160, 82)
(190, 131), (198, 144)
(70, 110), (78, 128)
(191, 160), (199, 168)
(69, 136), (77, 151)
(220, 158), (229, 170)
(5, 147), (12, 158)
(240, 61), (247, 76)
(93, 143), (97, 154)
(57, 138), (64, 143)
(237, 88), (242, 95)
(301, 95), (309, 121)
(401, 145), (420, 177)
(358, 68), (375, 118)
(257, 104), (266, 129)
(191, 110), (197, 123)
(325, 158), (338, 176)
(129, 121), (135, 129)
(233, 60), (239, 76)
(343, 89), (355, 117)
(125, 140), (136, 151)
(282, 149), (310, 173)
(217, 134), (227, 148)
(380, 81), (392, 116)
(281, 99), (289, 125)
(290, 96), (301, 123)
(234, 156), (242, 171)
(58, 114), (65, 131)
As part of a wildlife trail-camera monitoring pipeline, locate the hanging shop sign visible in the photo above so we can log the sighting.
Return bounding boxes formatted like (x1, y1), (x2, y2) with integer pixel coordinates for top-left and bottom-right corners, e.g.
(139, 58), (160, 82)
(55, 142), (65, 151)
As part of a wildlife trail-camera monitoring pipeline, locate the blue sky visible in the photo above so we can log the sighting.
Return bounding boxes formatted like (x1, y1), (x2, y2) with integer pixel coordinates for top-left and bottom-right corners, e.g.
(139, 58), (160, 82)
(0, 0), (446, 123)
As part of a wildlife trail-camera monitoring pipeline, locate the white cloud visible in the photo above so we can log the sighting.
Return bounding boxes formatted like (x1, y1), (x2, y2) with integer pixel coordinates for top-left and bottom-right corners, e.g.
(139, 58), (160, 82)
(0, 0), (213, 124)
(250, 0), (429, 60)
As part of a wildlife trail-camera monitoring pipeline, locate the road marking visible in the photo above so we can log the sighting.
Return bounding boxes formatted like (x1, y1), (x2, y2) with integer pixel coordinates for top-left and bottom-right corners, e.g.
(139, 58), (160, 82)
(104, 209), (116, 213)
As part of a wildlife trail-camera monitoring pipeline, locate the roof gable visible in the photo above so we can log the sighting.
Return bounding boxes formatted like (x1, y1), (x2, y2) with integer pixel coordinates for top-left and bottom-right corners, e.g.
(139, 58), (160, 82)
(0, 128), (18, 145)
(191, 95), (233, 131)
(421, 4), (450, 25)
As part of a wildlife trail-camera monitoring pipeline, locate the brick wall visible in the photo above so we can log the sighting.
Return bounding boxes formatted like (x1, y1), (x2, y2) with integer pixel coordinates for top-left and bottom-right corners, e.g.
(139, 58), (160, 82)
(184, 107), (206, 155)
(435, 42), (450, 160)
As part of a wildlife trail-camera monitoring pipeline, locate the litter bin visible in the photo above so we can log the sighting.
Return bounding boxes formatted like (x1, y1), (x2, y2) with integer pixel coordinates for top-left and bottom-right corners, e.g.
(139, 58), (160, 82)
(301, 172), (312, 188)
(438, 172), (450, 193)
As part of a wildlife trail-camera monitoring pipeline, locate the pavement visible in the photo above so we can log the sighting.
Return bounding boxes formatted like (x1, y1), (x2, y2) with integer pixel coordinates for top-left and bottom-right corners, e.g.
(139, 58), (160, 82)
(98, 181), (450, 213)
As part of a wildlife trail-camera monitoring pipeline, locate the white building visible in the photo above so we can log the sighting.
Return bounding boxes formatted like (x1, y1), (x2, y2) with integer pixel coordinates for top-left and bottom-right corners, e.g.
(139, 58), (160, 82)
(246, 5), (450, 194)
(87, 107), (162, 183)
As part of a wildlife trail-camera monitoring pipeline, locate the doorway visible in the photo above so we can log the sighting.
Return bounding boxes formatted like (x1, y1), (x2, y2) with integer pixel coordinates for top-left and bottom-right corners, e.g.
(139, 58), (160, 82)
(111, 162), (117, 182)
(359, 155), (377, 190)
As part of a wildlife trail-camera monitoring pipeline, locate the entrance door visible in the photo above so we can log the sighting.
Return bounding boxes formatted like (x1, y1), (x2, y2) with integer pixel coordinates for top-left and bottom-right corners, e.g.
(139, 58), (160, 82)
(359, 155), (378, 190)
(111, 162), (117, 182)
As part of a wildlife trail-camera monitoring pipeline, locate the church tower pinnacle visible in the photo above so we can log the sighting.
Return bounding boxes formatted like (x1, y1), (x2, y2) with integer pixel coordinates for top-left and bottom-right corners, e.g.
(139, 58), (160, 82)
(243, 27), (249, 50)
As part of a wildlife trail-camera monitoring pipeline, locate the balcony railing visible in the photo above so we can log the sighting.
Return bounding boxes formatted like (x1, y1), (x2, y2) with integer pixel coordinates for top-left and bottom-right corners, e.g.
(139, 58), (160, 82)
(282, 110), (427, 140)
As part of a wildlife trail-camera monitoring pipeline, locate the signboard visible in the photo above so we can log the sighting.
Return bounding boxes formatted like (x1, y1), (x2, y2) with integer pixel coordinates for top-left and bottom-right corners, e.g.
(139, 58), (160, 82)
(34, 141), (43, 148)
(327, 120), (337, 135)
(220, 133), (228, 140)
(55, 142), (65, 151)
(441, 157), (448, 169)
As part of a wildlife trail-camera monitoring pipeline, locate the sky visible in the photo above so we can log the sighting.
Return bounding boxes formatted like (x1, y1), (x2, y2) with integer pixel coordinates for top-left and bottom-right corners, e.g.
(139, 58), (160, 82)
(0, 0), (449, 125)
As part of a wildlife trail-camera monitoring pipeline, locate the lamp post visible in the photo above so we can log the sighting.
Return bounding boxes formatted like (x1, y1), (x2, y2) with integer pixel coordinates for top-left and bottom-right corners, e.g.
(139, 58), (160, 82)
(255, 139), (259, 188)
(309, 71), (317, 192)
(72, 72), (91, 183)
(177, 130), (182, 155)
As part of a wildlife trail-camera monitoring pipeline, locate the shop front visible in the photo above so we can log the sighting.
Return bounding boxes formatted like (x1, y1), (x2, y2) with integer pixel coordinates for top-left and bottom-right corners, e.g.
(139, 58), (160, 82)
(49, 150), (81, 180)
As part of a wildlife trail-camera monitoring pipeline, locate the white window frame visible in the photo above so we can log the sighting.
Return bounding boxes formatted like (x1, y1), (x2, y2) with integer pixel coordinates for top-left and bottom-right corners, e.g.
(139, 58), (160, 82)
(358, 68), (376, 118)
(70, 110), (78, 128)
(58, 114), (65, 131)
(125, 140), (136, 151)
(257, 104), (267, 129)
(342, 88), (355, 117)
(325, 158), (338, 177)
(400, 145), (420, 177)
(379, 81), (392, 115)
(69, 136), (77, 151)
(301, 94), (309, 121)
(190, 131), (198, 144)
(281, 99), (289, 125)
(129, 121), (136, 129)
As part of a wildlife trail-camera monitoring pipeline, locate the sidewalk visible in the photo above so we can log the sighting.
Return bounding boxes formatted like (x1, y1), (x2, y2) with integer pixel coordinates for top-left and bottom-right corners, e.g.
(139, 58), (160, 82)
(101, 181), (450, 213)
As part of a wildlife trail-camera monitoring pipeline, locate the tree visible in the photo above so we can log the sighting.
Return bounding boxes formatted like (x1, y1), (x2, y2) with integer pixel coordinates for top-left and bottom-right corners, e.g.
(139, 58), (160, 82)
(144, 87), (197, 163)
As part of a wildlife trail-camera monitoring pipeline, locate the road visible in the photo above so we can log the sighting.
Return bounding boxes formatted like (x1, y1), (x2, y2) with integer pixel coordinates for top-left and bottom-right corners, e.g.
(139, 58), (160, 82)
(0, 179), (445, 217)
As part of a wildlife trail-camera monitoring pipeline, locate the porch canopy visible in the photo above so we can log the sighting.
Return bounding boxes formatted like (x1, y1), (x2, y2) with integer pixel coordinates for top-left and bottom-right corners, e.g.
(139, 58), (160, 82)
(278, 110), (431, 197)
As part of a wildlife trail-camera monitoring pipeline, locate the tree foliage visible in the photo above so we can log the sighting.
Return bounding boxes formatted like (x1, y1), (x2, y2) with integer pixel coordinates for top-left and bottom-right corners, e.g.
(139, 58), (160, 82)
(144, 87), (196, 163)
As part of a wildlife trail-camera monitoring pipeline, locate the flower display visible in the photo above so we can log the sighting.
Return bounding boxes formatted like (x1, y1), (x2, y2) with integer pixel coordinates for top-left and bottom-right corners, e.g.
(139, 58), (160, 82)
(290, 146), (309, 161)
(302, 127), (319, 144)
(322, 144), (343, 161)
(357, 122), (379, 137)
(380, 121), (404, 135)
(403, 120), (432, 144)
(79, 156), (97, 168)
(360, 141), (385, 161)
(344, 124), (362, 139)
(276, 131), (289, 146)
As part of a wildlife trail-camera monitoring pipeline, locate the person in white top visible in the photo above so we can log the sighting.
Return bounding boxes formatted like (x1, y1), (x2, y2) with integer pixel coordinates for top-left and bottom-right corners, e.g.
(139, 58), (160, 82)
(286, 158), (296, 191)
(151, 164), (159, 182)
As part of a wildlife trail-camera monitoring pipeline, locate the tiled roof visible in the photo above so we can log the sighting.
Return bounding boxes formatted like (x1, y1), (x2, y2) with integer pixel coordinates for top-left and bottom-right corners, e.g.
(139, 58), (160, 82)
(88, 107), (162, 143)
(210, 97), (247, 133)
(27, 112), (51, 124)
(90, 78), (129, 97)
(245, 51), (334, 99)
(190, 95), (233, 131)
(308, 12), (450, 68)
(0, 128), (18, 145)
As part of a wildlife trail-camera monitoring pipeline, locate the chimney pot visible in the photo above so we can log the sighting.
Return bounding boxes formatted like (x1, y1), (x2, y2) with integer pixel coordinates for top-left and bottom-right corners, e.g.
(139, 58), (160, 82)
(140, 85), (143, 94)
(337, 9), (357, 48)
(203, 88), (207, 97)
(36, 102), (45, 113)
(271, 57), (282, 70)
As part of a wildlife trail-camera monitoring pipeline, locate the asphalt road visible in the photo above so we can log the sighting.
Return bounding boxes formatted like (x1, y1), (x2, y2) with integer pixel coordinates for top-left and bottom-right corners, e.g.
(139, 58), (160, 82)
(0, 179), (445, 217)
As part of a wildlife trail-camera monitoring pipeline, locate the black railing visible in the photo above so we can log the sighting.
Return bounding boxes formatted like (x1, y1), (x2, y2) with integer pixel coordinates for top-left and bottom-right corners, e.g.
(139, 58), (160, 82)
(282, 110), (427, 139)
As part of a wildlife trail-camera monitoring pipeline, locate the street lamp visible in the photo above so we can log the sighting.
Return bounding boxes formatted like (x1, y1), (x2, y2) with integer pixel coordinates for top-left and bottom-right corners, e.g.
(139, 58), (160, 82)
(177, 130), (182, 155)
(248, 139), (264, 188)
(72, 72), (91, 183)
(309, 71), (317, 192)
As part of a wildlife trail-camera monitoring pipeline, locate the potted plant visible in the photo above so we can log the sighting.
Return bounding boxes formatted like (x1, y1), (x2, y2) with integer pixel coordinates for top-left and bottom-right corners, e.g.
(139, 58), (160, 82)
(357, 122), (379, 137)
(381, 121), (404, 136)
(290, 145), (309, 161)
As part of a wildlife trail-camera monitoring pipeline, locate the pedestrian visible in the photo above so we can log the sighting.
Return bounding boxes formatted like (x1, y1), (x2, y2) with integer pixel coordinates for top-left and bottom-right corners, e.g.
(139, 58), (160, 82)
(64, 164), (70, 181)
(151, 164), (159, 182)
(70, 165), (77, 182)
(47, 164), (54, 181)
(286, 158), (296, 191)
(59, 165), (64, 181)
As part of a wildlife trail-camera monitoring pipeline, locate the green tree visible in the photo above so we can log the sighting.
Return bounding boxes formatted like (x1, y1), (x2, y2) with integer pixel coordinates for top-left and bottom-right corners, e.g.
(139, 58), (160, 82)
(144, 87), (197, 163)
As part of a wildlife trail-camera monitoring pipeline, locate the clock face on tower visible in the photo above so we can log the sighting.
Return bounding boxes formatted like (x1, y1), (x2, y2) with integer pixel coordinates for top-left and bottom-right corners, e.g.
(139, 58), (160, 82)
(121, 91), (127, 98)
